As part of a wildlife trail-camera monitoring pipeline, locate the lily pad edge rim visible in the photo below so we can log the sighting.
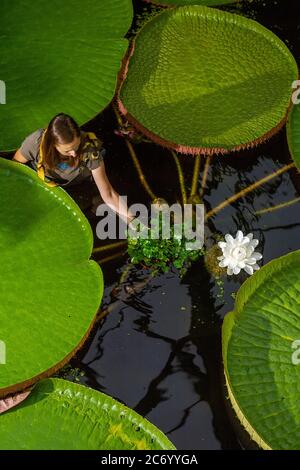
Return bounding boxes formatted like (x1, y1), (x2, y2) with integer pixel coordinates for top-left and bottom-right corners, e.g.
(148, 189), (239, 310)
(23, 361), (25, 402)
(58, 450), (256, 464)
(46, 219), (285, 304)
(0, 159), (104, 399)
(221, 250), (300, 450)
(116, 6), (298, 155)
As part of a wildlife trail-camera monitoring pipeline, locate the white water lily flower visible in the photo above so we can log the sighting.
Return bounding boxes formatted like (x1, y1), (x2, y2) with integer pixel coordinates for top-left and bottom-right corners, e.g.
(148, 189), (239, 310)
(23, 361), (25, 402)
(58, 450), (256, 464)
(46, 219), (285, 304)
(217, 230), (263, 276)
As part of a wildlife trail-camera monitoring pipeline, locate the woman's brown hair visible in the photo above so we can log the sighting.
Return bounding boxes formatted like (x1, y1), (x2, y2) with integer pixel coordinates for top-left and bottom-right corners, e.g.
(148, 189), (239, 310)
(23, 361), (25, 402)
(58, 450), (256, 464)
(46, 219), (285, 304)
(40, 113), (81, 170)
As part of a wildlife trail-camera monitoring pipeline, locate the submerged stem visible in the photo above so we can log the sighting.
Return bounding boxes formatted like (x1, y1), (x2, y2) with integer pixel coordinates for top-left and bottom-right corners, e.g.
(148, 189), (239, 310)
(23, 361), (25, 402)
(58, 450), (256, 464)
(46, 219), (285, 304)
(119, 263), (133, 284)
(190, 154), (201, 198)
(171, 150), (187, 205)
(113, 104), (157, 201)
(200, 155), (212, 198)
(206, 162), (295, 220)
(96, 269), (156, 322)
(254, 196), (300, 215)
(97, 250), (126, 265)
(93, 241), (127, 254)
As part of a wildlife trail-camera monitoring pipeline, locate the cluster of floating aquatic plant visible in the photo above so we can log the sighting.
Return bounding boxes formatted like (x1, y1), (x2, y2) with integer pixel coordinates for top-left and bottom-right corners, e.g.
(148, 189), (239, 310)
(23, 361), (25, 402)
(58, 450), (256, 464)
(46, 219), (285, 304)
(127, 218), (205, 275)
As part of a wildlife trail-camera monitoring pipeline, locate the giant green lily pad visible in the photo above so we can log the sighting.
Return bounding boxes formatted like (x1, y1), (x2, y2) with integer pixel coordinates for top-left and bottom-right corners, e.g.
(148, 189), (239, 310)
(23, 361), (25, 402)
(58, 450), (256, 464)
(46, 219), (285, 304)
(143, 0), (239, 6)
(287, 104), (300, 169)
(0, 378), (176, 450)
(222, 250), (300, 450)
(0, 158), (103, 397)
(0, 0), (133, 151)
(118, 6), (298, 155)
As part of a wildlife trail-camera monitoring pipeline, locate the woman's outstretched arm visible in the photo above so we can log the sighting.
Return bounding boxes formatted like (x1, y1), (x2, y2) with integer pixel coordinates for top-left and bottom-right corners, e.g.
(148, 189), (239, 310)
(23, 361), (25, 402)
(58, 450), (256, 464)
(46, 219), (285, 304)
(91, 162), (135, 225)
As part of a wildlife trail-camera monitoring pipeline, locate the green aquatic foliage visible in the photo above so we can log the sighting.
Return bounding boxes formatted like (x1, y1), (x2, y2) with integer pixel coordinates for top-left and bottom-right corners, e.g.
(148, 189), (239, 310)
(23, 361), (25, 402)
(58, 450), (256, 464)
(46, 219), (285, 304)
(0, 379), (176, 450)
(0, 0), (133, 151)
(0, 158), (103, 397)
(127, 217), (204, 275)
(118, 5), (298, 155)
(287, 103), (300, 169)
(222, 250), (300, 450)
(144, 0), (239, 6)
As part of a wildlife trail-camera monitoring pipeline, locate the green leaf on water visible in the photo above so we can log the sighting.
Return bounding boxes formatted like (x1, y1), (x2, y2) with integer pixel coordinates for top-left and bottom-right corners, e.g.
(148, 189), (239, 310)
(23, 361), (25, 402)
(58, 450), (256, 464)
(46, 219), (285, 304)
(0, 378), (176, 450)
(0, 158), (103, 396)
(287, 104), (300, 169)
(118, 5), (298, 155)
(222, 250), (300, 450)
(0, 0), (133, 151)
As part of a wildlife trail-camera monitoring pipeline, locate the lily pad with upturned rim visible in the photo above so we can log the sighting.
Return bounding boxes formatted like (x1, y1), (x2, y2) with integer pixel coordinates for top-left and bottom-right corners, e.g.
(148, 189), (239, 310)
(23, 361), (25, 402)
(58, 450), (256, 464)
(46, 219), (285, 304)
(117, 5), (298, 155)
(287, 103), (300, 169)
(222, 250), (300, 450)
(0, 158), (103, 397)
(0, 378), (176, 450)
(143, 0), (240, 6)
(0, 0), (133, 151)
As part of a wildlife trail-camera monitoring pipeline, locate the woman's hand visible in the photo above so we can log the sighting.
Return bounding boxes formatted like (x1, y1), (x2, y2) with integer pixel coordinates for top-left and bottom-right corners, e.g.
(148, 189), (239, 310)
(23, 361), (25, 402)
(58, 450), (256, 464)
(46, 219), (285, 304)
(128, 216), (149, 238)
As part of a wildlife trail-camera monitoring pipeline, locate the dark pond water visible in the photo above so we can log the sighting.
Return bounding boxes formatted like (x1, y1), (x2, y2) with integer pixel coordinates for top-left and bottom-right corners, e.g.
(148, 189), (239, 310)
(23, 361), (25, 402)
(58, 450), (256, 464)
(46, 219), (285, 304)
(64, 0), (300, 451)
(3, 0), (300, 451)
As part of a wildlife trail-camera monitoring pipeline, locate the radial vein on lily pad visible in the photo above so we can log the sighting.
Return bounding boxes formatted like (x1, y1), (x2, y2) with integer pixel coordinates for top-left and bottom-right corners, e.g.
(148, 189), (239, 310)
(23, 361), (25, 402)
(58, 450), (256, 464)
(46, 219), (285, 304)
(118, 5), (298, 155)
(218, 230), (263, 276)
